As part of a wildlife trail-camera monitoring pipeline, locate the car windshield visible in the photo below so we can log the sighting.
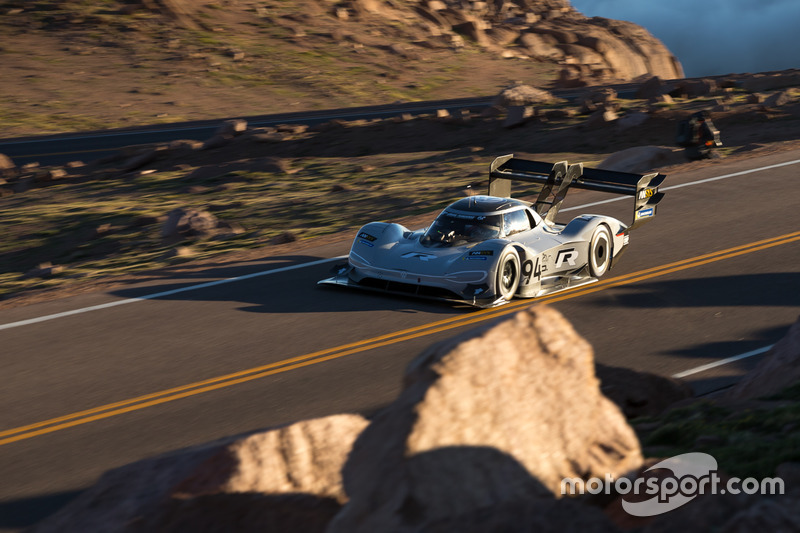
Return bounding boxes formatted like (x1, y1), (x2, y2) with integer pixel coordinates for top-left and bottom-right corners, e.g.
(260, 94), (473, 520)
(420, 211), (502, 247)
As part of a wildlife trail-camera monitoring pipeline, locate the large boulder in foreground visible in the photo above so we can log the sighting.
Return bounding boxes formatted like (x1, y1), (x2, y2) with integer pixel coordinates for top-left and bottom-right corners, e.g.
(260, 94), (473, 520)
(31, 414), (368, 533)
(724, 316), (800, 401)
(328, 305), (642, 533)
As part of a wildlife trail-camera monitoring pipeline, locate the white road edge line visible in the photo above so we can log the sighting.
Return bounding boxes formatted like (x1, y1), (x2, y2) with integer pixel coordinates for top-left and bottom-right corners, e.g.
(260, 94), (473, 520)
(671, 345), (774, 379)
(0, 256), (346, 331)
(2, 157), (799, 332)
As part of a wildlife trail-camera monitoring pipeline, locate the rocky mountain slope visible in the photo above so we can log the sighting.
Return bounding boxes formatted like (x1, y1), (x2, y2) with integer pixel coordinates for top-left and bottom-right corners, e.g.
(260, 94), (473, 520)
(0, 0), (682, 137)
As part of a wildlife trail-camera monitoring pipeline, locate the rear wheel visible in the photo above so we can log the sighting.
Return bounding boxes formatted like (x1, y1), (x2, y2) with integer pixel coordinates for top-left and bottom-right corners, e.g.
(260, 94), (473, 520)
(496, 249), (520, 301)
(589, 225), (612, 278)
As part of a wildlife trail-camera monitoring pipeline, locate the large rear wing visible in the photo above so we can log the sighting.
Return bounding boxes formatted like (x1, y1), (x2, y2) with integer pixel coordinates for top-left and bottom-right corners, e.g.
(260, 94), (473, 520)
(488, 155), (666, 230)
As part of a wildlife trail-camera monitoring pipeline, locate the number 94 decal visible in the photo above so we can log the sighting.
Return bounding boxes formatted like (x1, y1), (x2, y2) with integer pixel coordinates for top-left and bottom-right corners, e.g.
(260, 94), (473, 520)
(521, 257), (542, 285)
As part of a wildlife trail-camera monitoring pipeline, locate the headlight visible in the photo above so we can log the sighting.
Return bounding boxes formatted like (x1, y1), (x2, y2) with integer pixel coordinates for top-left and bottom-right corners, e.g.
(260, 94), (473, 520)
(445, 271), (487, 283)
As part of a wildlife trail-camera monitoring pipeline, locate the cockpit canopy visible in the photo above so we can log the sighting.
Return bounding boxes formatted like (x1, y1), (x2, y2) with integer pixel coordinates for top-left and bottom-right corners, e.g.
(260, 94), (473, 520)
(420, 211), (502, 247)
(420, 196), (539, 248)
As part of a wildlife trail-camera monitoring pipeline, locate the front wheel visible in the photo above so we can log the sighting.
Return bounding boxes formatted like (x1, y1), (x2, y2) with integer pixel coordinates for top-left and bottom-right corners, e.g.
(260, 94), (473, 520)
(589, 225), (612, 278)
(495, 249), (521, 301)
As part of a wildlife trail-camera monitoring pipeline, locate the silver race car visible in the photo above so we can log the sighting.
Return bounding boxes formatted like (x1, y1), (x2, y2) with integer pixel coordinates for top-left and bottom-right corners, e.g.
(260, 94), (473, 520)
(320, 155), (665, 307)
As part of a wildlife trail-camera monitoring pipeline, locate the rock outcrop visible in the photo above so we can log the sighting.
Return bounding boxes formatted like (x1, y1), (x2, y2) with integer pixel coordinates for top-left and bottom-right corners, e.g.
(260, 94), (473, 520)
(328, 305), (643, 533)
(30, 414), (368, 533)
(725, 316), (800, 401)
(324, 0), (683, 85)
(596, 363), (693, 418)
(532, 17), (683, 87)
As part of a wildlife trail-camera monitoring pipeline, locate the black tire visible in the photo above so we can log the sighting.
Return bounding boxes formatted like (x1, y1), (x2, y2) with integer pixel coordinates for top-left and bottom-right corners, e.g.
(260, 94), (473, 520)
(589, 225), (612, 278)
(496, 249), (521, 301)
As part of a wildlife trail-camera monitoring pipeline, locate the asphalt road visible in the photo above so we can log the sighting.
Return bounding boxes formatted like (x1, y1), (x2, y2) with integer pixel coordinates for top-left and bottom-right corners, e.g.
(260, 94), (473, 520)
(1, 149), (799, 531)
(0, 97), (495, 167)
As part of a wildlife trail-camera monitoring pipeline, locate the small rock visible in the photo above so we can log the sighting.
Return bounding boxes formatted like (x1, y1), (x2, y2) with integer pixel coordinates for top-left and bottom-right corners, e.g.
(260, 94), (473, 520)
(93, 224), (113, 238)
(0, 153), (15, 171)
(542, 108), (573, 119)
(169, 139), (203, 151)
(650, 93), (674, 105)
(22, 263), (64, 279)
(636, 76), (664, 100)
(213, 183), (238, 192)
(162, 208), (219, 238)
(452, 20), (490, 47)
(762, 90), (791, 109)
(493, 84), (555, 108)
(616, 111), (649, 130)
(503, 105), (535, 128)
(270, 232), (297, 245)
(130, 215), (162, 227)
(585, 109), (618, 128)
(201, 134), (233, 150)
(12, 176), (34, 193)
(122, 149), (157, 172)
(392, 113), (415, 123)
(275, 123), (308, 134)
(215, 119), (247, 137)
(216, 221), (245, 235)
(34, 168), (68, 184)
(747, 93), (764, 104)
(253, 132), (285, 143)
(165, 246), (194, 259)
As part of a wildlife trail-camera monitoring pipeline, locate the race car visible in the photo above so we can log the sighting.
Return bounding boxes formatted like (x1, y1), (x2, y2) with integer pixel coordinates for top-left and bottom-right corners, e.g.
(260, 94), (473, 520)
(319, 155), (665, 307)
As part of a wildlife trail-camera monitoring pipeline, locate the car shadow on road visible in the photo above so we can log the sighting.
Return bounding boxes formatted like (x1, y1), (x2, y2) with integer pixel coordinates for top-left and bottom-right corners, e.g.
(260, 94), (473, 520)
(585, 271), (798, 394)
(110, 254), (344, 287)
(590, 272), (799, 309)
(110, 255), (473, 316)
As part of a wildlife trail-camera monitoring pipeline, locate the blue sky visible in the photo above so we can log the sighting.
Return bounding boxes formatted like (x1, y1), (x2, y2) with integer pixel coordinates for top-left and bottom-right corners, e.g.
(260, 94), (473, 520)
(569, 0), (800, 76)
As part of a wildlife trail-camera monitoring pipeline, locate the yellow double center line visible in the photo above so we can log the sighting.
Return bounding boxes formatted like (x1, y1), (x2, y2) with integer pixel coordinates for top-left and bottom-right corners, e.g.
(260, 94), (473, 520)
(2, 231), (799, 447)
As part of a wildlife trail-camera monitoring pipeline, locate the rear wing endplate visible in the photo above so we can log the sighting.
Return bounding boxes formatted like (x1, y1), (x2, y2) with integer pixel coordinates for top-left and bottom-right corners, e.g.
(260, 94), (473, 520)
(489, 154), (665, 230)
